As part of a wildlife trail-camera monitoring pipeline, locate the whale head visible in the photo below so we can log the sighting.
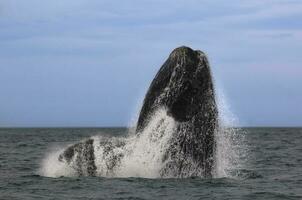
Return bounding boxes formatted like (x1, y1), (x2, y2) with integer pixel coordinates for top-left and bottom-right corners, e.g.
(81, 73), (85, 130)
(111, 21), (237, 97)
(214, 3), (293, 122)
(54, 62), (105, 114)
(137, 46), (217, 132)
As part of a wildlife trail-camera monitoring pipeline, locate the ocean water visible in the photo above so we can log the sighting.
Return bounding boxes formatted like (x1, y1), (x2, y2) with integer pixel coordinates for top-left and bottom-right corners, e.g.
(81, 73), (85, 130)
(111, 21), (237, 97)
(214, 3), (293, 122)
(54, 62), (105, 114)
(0, 127), (302, 200)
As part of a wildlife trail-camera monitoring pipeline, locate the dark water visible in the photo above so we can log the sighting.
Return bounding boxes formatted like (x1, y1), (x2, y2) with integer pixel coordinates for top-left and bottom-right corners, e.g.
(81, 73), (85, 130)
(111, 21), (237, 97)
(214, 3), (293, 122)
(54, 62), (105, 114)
(0, 128), (301, 200)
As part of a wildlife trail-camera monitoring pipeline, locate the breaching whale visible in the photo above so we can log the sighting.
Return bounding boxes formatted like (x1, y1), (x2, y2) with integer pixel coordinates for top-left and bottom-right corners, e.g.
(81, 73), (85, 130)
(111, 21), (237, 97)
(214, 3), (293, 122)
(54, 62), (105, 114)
(58, 46), (218, 177)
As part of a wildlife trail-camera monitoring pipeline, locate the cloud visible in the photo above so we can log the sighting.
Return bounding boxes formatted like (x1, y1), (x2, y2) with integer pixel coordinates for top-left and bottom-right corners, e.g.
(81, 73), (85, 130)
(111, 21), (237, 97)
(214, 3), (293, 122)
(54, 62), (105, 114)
(0, 0), (301, 126)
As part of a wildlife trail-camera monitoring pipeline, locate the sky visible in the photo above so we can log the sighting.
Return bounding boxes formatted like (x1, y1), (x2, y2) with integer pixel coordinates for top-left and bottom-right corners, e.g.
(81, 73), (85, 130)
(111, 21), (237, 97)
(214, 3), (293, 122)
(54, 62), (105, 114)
(0, 0), (301, 127)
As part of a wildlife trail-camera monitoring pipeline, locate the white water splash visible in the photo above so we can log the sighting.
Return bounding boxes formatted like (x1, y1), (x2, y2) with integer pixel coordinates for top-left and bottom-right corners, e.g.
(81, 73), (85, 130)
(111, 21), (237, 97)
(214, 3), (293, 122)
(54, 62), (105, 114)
(40, 90), (246, 179)
(40, 109), (176, 178)
(213, 87), (247, 178)
(39, 146), (76, 177)
(115, 109), (176, 178)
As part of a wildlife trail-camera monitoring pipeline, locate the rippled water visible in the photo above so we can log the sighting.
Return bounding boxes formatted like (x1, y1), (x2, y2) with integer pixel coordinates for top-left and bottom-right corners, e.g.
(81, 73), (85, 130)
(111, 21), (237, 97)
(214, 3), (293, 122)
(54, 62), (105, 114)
(0, 128), (301, 200)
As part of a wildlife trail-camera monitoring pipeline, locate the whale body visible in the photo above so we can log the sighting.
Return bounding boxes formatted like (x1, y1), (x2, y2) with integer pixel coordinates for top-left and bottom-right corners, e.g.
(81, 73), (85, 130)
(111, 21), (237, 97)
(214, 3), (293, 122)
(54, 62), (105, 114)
(58, 46), (218, 177)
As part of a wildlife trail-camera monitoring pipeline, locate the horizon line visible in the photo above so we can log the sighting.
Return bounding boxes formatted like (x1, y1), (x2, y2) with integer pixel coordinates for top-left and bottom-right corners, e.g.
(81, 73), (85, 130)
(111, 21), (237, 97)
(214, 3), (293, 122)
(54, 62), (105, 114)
(0, 126), (302, 129)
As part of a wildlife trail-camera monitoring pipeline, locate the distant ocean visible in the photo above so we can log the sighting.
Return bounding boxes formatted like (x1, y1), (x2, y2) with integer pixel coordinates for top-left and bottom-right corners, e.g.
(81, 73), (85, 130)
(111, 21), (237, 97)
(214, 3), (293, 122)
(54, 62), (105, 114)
(0, 128), (301, 200)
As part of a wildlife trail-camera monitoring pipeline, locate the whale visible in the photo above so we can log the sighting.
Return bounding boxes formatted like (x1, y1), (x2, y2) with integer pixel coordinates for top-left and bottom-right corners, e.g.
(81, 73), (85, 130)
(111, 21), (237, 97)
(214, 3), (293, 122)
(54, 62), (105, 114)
(58, 46), (218, 177)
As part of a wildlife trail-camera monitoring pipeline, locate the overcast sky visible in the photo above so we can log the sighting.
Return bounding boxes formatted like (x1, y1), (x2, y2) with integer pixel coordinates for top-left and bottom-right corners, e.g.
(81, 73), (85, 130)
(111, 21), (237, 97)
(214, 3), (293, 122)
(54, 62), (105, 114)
(0, 0), (301, 127)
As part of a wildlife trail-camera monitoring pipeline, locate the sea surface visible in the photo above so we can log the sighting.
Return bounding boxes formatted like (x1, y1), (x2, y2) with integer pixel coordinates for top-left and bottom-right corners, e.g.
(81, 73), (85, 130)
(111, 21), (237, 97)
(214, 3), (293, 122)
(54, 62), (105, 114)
(0, 128), (301, 200)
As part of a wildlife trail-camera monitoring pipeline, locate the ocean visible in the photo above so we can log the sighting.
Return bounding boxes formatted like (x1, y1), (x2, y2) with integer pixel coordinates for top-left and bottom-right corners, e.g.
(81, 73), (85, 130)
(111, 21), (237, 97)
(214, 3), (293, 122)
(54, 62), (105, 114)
(0, 127), (301, 200)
